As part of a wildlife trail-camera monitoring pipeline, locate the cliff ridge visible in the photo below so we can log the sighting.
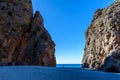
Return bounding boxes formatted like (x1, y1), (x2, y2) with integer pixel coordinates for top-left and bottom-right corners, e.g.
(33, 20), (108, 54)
(82, 1), (120, 72)
(0, 0), (56, 66)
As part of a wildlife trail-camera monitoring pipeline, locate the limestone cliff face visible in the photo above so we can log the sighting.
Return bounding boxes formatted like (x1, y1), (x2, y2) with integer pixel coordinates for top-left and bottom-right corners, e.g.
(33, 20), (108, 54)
(82, 1), (120, 72)
(0, 0), (56, 66)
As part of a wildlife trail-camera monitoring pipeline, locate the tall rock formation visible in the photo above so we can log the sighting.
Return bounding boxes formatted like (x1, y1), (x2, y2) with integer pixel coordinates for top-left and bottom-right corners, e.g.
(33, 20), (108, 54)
(0, 0), (56, 66)
(82, 1), (120, 72)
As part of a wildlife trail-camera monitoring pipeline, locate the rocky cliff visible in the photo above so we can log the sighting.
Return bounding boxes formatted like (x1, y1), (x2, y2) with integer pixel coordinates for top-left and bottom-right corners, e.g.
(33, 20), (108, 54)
(82, 1), (120, 72)
(0, 0), (56, 66)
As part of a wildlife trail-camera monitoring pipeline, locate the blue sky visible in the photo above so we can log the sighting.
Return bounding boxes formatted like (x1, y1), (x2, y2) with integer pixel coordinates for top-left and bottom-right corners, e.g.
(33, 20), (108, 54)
(32, 0), (115, 64)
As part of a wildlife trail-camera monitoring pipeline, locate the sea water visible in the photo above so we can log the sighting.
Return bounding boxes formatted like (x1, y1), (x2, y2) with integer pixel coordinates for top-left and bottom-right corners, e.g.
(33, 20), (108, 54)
(56, 64), (82, 68)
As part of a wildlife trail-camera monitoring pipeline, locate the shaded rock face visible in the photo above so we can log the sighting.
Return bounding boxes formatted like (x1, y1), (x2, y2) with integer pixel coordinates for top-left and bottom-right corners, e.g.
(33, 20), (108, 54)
(0, 0), (56, 66)
(82, 1), (120, 72)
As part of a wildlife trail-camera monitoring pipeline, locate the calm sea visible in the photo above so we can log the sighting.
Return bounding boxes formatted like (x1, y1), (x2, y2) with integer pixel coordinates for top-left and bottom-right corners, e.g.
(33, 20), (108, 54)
(56, 64), (82, 68)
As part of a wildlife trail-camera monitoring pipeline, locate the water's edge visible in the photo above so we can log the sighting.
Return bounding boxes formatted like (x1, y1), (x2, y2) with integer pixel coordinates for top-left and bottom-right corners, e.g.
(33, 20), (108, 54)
(56, 64), (82, 68)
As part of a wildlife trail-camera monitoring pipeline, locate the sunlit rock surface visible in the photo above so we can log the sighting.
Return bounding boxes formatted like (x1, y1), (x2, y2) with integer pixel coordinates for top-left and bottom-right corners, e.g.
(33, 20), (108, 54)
(82, 1), (120, 72)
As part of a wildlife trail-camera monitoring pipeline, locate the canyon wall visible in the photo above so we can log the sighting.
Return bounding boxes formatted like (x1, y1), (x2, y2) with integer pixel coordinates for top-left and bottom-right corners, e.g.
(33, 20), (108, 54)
(0, 0), (56, 66)
(82, 1), (120, 72)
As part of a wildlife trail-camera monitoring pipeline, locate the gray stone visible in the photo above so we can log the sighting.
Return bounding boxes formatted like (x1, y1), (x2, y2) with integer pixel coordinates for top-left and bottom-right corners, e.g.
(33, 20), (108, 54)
(82, 1), (120, 72)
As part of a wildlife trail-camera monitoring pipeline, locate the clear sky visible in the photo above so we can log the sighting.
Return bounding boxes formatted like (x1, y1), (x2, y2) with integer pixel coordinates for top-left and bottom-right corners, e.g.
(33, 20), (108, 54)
(32, 0), (115, 64)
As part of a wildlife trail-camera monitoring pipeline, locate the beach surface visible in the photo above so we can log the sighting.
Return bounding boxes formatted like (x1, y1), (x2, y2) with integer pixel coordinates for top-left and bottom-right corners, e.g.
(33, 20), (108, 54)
(0, 66), (119, 80)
